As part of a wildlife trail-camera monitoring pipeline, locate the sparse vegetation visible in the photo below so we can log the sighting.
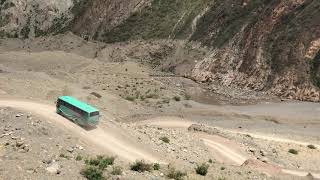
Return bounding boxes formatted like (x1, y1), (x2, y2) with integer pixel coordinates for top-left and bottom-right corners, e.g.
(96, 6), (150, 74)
(307, 145), (317, 149)
(159, 136), (170, 143)
(81, 166), (104, 180)
(167, 167), (187, 180)
(146, 93), (159, 99)
(184, 94), (191, 100)
(76, 155), (83, 161)
(59, 153), (70, 159)
(85, 155), (115, 170)
(310, 51), (320, 88)
(195, 163), (209, 176)
(153, 163), (160, 170)
(208, 159), (213, 163)
(220, 167), (225, 170)
(125, 96), (136, 101)
(130, 160), (152, 172)
(288, 149), (298, 155)
(162, 98), (170, 104)
(173, 96), (181, 101)
(111, 166), (123, 175)
(101, 0), (210, 43)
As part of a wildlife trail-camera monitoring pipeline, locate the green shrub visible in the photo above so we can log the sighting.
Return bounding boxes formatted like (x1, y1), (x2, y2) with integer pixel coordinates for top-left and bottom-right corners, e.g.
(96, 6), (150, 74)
(162, 98), (170, 104)
(208, 159), (213, 163)
(195, 163), (209, 176)
(146, 93), (159, 99)
(220, 167), (225, 170)
(167, 167), (186, 180)
(153, 163), (160, 170)
(130, 160), (152, 172)
(184, 94), (191, 100)
(111, 166), (123, 175)
(173, 96), (181, 101)
(76, 155), (83, 161)
(59, 153), (70, 159)
(140, 95), (146, 101)
(85, 155), (115, 170)
(288, 149), (298, 155)
(125, 96), (135, 101)
(307, 145), (317, 149)
(81, 166), (104, 180)
(159, 136), (170, 143)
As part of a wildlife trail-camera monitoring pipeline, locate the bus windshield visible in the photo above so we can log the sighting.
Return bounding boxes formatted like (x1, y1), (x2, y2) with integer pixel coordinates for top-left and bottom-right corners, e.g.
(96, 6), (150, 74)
(90, 111), (99, 117)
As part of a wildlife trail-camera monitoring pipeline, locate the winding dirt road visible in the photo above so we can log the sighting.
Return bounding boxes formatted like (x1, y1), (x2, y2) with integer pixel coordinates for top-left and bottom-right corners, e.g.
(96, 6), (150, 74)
(141, 118), (320, 179)
(0, 99), (160, 162)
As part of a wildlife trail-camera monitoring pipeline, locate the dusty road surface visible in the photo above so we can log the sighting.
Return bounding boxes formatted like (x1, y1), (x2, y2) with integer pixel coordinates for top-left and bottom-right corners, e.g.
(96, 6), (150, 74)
(0, 99), (160, 162)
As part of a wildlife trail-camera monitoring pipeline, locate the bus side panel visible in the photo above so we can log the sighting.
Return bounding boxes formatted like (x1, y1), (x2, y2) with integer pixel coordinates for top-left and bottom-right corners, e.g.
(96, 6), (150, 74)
(57, 105), (88, 126)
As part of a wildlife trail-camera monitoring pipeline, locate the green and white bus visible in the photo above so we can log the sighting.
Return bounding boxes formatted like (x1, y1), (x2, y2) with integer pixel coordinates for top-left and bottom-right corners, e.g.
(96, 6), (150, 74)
(56, 96), (100, 127)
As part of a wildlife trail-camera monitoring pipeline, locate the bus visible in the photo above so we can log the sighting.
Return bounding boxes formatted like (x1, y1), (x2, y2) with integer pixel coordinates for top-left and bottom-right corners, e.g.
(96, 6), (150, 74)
(56, 96), (100, 127)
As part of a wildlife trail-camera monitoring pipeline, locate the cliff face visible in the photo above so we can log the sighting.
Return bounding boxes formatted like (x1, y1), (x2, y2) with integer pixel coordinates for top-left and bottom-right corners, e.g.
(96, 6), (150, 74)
(189, 0), (320, 101)
(1, 0), (319, 101)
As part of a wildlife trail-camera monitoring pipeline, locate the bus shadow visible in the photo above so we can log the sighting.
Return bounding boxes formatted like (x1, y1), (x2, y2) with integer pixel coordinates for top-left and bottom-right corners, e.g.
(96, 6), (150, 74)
(81, 125), (97, 131)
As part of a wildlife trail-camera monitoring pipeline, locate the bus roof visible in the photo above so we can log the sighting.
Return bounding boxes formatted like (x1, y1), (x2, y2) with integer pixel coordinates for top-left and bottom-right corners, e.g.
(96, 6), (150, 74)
(58, 96), (98, 113)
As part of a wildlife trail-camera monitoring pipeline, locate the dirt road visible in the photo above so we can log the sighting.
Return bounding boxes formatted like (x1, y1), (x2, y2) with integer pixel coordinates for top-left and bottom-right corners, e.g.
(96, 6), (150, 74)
(141, 118), (320, 178)
(0, 99), (160, 162)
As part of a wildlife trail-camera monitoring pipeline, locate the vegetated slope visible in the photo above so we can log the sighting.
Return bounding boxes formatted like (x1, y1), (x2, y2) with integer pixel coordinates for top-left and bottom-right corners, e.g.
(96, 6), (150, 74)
(1, 0), (320, 101)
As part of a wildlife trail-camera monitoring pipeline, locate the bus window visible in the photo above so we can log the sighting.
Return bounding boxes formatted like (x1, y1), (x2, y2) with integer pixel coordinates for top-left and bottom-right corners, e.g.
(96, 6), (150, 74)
(90, 111), (99, 117)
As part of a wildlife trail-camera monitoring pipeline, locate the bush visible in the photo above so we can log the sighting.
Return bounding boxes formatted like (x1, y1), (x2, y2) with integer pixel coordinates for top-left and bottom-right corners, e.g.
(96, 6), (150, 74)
(167, 167), (186, 180)
(208, 159), (213, 163)
(146, 93), (159, 99)
(81, 166), (104, 180)
(125, 96), (135, 101)
(184, 94), (191, 100)
(76, 155), (83, 161)
(307, 145), (317, 149)
(111, 166), (123, 175)
(159, 136), (170, 143)
(288, 149), (298, 155)
(85, 155), (115, 170)
(162, 98), (170, 104)
(153, 163), (160, 170)
(59, 153), (70, 159)
(195, 163), (209, 176)
(130, 160), (152, 172)
(173, 96), (181, 101)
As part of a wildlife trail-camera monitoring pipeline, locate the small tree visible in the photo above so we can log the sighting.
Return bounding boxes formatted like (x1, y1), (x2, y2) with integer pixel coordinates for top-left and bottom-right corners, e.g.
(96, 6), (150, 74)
(130, 160), (152, 172)
(307, 145), (316, 149)
(173, 96), (181, 101)
(81, 166), (103, 180)
(159, 136), (170, 143)
(195, 163), (209, 176)
(288, 149), (298, 155)
(111, 166), (123, 175)
(153, 163), (160, 170)
(167, 167), (186, 180)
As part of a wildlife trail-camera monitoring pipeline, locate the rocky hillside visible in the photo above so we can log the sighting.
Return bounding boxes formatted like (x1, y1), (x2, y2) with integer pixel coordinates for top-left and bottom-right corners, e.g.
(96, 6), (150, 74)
(1, 0), (320, 101)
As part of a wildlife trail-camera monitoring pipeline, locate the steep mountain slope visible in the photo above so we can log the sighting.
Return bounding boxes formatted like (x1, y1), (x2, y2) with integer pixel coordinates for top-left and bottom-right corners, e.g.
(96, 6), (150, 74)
(1, 0), (319, 101)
